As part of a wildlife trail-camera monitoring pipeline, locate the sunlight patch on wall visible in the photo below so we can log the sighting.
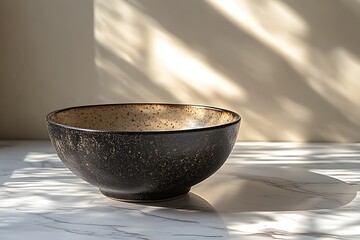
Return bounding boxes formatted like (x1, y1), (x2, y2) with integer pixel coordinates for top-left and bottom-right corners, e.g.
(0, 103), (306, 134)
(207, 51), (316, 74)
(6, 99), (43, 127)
(95, 0), (146, 66)
(206, 0), (308, 64)
(95, 0), (246, 106)
(95, 0), (168, 102)
(149, 27), (247, 103)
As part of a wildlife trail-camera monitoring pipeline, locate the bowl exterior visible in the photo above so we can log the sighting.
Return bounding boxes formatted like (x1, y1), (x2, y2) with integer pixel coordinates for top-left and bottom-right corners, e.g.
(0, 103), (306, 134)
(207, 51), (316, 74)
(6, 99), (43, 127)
(47, 122), (240, 201)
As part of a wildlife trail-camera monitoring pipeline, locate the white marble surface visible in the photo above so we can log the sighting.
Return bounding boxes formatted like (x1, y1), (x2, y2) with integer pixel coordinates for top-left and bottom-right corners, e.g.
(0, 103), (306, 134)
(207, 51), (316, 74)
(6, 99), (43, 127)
(0, 141), (360, 239)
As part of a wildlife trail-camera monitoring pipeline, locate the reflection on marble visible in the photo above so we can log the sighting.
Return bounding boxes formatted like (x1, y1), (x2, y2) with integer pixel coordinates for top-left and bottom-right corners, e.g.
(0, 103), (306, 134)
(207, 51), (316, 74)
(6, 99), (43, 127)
(0, 141), (360, 239)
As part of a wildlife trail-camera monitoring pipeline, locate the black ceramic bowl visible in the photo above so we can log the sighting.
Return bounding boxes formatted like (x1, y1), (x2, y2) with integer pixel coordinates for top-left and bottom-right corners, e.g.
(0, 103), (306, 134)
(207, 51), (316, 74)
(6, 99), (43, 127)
(46, 103), (241, 202)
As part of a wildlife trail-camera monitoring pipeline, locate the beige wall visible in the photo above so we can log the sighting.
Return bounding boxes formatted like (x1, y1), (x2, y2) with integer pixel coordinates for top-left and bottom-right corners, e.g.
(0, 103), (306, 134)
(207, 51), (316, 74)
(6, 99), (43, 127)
(1, 0), (360, 142)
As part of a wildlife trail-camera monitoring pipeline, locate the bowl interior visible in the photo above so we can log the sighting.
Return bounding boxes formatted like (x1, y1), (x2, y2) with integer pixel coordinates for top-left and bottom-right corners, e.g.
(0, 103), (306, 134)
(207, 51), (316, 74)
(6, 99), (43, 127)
(48, 104), (240, 132)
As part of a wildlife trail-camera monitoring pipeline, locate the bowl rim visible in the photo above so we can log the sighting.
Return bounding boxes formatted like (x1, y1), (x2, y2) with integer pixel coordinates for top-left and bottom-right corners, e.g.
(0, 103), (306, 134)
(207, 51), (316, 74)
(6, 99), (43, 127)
(46, 103), (241, 134)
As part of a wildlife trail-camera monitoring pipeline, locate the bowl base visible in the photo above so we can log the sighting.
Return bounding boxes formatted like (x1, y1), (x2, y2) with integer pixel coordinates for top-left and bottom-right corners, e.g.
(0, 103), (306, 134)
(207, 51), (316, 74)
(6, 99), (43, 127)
(100, 188), (191, 203)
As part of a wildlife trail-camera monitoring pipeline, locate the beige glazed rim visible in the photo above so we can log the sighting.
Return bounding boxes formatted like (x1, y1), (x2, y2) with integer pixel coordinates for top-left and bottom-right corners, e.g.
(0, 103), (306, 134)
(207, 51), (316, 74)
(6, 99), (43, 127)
(46, 103), (241, 134)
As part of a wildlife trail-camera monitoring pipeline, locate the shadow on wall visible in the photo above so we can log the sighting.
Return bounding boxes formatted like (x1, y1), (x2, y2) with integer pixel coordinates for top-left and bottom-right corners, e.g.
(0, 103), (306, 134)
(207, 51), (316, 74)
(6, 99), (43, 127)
(0, 0), (98, 139)
(94, 0), (360, 142)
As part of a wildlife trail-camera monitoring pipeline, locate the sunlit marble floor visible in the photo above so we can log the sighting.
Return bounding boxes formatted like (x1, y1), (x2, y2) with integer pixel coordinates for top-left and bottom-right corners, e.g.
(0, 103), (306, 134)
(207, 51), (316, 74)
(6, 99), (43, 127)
(0, 141), (359, 239)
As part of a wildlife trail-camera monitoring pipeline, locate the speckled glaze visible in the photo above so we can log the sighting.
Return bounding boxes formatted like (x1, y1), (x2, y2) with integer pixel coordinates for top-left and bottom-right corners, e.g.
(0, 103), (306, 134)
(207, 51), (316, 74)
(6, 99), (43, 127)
(46, 104), (241, 202)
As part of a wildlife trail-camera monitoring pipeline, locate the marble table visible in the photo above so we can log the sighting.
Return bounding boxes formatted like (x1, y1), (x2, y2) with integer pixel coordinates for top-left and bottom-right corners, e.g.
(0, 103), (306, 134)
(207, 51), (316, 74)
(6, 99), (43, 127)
(0, 141), (359, 239)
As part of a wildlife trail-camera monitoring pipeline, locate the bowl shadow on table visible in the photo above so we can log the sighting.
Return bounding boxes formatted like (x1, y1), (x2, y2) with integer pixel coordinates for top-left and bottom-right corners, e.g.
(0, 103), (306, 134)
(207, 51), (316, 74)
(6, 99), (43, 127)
(138, 192), (219, 212)
(187, 165), (359, 213)
(138, 165), (358, 213)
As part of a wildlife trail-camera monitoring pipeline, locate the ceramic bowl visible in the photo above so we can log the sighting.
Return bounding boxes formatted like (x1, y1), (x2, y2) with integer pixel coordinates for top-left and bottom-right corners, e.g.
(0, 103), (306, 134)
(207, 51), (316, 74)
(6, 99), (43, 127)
(46, 103), (241, 202)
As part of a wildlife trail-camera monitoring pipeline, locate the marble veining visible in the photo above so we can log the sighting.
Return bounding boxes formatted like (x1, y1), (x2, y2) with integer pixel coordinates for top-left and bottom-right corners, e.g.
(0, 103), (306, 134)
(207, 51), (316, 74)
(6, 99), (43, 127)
(0, 141), (360, 239)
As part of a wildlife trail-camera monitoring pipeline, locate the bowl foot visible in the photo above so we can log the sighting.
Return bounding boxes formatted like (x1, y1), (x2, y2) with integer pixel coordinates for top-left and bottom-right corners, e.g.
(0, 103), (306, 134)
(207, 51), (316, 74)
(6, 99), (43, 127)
(100, 188), (191, 203)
